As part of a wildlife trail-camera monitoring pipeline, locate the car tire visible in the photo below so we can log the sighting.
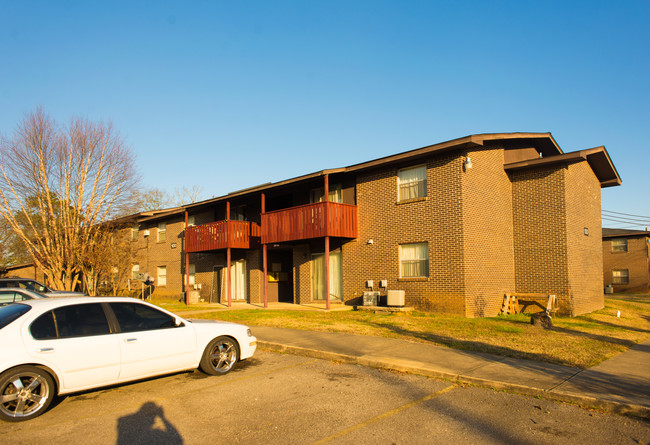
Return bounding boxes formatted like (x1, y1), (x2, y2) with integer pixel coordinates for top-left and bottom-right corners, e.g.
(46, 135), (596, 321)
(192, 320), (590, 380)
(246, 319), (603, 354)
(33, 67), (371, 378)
(199, 336), (240, 375)
(0, 365), (55, 422)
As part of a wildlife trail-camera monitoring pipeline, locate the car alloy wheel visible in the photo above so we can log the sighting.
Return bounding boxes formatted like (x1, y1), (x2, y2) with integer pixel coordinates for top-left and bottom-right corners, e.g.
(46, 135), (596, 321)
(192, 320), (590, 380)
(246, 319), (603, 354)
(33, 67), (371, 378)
(199, 336), (240, 375)
(0, 366), (55, 422)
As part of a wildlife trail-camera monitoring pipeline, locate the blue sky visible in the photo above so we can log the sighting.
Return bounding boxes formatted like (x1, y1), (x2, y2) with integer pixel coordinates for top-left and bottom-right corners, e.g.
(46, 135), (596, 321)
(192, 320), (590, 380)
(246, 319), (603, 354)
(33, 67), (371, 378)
(1, 1), (649, 228)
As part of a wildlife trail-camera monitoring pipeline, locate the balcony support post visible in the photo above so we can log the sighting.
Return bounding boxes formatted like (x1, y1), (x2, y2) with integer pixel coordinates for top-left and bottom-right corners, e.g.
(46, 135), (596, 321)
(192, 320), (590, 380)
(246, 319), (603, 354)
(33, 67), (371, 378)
(184, 210), (190, 305)
(324, 174), (330, 311)
(262, 193), (268, 308)
(226, 201), (231, 307)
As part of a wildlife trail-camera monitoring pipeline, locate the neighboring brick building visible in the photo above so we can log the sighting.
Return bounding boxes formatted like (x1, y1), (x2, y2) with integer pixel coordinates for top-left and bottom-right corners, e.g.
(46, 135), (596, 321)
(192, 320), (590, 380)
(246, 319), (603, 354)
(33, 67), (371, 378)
(121, 133), (620, 317)
(602, 228), (650, 293)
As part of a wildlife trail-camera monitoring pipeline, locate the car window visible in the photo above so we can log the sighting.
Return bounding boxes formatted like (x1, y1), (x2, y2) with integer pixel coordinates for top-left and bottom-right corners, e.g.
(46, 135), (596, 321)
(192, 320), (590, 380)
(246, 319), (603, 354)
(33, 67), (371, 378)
(0, 291), (17, 305)
(109, 302), (176, 333)
(30, 311), (57, 340)
(30, 303), (111, 340)
(18, 281), (48, 293)
(0, 281), (16, 288)
(0, 304), (31, 329)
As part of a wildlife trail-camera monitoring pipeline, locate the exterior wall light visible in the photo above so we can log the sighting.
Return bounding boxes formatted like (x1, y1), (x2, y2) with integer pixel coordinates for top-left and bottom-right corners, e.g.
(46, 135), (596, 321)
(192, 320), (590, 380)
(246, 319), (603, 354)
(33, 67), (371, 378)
(464, 156), (472, 170)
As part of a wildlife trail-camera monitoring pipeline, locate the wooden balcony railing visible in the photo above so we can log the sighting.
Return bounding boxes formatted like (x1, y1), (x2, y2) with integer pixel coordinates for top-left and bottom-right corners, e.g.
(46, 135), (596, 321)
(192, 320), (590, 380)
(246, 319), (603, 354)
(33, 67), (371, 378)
(261, 202), (357, 244)
(185, 220), (260, 253)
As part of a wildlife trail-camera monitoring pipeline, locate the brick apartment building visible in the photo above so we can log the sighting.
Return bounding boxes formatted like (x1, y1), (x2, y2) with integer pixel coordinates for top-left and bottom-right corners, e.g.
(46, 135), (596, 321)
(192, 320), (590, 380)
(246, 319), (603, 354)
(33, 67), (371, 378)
(124, 133), (620, 317)
(602, 228), (650, 293)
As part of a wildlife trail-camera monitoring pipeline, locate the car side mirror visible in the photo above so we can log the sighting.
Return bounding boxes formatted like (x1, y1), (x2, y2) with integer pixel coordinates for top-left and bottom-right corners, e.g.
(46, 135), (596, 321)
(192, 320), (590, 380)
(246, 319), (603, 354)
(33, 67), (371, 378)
(175, 318), (185, 328)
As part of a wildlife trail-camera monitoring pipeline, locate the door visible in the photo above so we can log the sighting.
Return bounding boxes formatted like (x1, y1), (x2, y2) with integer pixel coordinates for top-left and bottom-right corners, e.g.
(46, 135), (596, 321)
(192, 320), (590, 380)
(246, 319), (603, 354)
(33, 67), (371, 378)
(312, 250), (342, 301)
(109, 302), (195, 380)
(267, 250), (294, 303)
(25, 303), (121, 391)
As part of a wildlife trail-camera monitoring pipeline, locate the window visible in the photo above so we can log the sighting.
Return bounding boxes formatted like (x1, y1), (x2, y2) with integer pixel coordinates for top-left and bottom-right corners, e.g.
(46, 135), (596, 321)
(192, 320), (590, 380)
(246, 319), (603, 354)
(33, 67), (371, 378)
(109, 302), (176, 332)
(311, 250), (342, 301)
(0, 291), (17, 305)
(187, 215), (195, 227)
(611, 239), (628, 253)
(399, 243), (429, 278)
(132, 264), (140, 280)
(15, 280), (48, 293)
(30, 304), (110, 340)
(612, 269), (629, 285)
(157, 222), (166, 242)
(398, 166), (427, 201)
(187, 263), (195, 286)
(157, 266), (167, 286)
(230, 205), (247, 221)
(131, 226), (139, 241)
(310, 184), (342, 203)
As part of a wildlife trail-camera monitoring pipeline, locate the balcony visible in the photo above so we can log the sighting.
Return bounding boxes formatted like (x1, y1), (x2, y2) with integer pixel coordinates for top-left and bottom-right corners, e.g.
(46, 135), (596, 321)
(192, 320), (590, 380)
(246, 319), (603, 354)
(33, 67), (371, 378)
(186, 220), (261, 253)
(262, 201), (357, 244)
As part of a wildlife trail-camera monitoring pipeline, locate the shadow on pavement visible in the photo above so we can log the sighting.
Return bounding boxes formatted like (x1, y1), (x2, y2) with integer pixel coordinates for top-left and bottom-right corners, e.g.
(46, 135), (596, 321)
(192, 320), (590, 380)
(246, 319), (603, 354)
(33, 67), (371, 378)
(117, 401), (183, 445)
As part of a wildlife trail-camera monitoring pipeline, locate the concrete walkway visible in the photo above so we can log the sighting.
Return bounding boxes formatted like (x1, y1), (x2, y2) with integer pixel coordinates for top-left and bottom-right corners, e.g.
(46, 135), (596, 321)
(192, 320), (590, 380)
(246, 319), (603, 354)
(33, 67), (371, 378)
(251, 326), (650, 418)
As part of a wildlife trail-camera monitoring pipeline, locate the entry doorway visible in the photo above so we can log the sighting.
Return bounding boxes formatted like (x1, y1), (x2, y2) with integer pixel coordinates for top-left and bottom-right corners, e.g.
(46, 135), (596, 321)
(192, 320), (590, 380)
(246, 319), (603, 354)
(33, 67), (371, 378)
(211, 260), (247, 303)
(312, 250), (342, 301)
(267, 250), (294, 303)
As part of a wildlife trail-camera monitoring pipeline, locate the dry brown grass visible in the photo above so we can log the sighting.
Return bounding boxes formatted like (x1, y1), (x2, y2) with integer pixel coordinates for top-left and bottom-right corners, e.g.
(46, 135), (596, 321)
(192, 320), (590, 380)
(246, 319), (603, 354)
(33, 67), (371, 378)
(159, 295), (649, 369)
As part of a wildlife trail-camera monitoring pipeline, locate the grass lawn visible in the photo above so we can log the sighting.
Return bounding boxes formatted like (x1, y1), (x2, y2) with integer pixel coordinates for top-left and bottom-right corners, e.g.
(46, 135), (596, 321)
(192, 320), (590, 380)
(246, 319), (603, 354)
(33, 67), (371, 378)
(156, 295), (649, 369)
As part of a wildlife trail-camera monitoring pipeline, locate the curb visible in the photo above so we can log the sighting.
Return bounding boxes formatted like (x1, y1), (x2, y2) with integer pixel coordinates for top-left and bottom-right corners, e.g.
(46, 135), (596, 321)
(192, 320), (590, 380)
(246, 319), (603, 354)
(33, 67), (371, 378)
(257, 341), (650, 419)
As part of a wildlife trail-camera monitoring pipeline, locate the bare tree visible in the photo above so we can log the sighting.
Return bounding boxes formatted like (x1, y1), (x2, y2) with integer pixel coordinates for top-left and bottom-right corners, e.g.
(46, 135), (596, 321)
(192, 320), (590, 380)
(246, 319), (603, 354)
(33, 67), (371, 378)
(133, 187), (174, 212)
(173, 185), (204, 206)
(0, 108), (139, 291)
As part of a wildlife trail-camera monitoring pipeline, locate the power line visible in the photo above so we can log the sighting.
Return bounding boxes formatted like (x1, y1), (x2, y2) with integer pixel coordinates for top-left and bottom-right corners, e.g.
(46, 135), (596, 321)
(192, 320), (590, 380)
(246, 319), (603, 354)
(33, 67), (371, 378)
(602, 209), (650, 219)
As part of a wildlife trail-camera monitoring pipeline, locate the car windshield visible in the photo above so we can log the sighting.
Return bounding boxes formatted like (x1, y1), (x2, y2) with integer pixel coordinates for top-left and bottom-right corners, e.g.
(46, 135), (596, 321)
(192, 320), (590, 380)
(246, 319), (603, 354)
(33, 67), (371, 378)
(0, 303), (31, 330)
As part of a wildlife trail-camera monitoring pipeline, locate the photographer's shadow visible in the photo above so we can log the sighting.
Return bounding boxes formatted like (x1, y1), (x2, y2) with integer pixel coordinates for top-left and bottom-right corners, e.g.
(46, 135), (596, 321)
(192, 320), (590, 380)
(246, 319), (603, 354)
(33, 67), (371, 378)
(117, 402), (183, 445)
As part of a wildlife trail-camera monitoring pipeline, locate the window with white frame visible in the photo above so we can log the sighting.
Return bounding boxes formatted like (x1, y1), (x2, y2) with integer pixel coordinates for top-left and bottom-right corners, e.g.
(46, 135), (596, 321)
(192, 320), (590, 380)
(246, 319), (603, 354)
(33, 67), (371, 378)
(612, 269), (629, 285)
(131, 264), (140, 280)
(157, 222), (166, 242)
(399, 243), (429, 278)
(131, 226), (139, 241)
(611, 239), (628, 253)
(398, 166), (427, 201)
(157, 266), (167, 286)
(187, 215), (195, 227)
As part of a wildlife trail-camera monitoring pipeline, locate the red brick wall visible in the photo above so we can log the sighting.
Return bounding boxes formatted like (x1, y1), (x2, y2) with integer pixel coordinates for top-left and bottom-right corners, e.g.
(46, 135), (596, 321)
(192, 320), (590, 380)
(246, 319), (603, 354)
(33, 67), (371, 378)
(565, 162), (604, 315)
(511, 166), (571, 310)
(462, 148), (515, 317)
(342, 153), (466, 314)
(603, 237), (649, 293)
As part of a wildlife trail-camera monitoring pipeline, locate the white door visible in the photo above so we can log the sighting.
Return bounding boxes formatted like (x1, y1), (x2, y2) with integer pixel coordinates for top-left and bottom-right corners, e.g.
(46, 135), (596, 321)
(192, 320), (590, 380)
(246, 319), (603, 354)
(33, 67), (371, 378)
(108, 302), (196, 380)
(24, 303), (121, 391)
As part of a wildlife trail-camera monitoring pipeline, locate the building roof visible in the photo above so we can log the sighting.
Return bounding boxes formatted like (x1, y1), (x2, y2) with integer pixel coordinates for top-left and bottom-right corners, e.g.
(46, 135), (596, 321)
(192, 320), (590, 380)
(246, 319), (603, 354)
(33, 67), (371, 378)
(136, 132), (621, 218)
(503, 146), (621, 187)
(602, 228), (650, 238)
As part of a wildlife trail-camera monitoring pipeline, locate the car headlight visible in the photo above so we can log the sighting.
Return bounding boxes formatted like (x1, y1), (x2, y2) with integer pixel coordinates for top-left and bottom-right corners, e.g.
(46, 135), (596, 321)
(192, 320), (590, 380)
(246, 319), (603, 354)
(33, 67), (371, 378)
(247, 328), (253, 337)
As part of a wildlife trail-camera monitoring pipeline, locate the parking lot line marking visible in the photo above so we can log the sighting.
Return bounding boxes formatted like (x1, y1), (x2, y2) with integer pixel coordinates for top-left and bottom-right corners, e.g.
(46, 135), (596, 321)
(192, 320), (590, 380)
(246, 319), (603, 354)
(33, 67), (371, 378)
(311, 384), (457, 445)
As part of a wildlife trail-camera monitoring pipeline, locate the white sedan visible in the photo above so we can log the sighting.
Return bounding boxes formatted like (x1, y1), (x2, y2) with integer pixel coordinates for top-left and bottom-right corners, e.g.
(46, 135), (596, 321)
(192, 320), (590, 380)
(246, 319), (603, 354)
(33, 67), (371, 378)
(0, 296), (257, 422)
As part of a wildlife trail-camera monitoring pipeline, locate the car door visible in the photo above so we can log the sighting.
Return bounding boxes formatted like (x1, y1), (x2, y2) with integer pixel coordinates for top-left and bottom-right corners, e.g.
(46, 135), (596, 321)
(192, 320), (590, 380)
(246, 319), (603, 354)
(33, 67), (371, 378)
(24, 303), (121, 391)
(108, 302), (196, 380)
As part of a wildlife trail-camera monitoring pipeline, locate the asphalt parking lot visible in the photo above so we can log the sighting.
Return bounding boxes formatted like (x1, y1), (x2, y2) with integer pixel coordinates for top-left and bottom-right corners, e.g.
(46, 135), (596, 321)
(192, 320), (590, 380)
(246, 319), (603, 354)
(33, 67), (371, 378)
(2, 351), (649, 444)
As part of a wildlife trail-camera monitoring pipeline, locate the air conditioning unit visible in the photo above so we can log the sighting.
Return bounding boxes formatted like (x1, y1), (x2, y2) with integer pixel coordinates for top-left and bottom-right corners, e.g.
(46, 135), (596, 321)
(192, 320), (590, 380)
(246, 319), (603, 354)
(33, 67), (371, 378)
(387, 290), (405, 307)
(143, 229), (150, 237)
(363, 291), (380, 306)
